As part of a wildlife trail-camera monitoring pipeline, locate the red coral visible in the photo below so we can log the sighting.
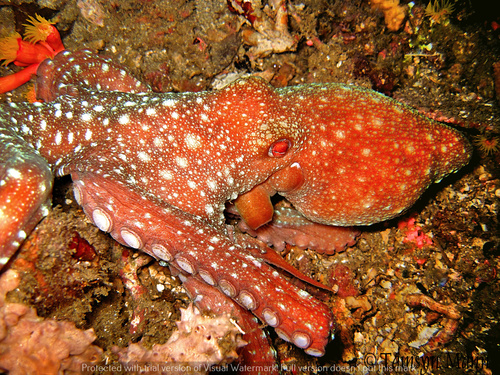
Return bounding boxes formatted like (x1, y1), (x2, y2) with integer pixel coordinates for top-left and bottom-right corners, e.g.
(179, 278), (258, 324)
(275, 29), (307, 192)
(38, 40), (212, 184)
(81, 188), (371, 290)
(113, 304), (245, 373)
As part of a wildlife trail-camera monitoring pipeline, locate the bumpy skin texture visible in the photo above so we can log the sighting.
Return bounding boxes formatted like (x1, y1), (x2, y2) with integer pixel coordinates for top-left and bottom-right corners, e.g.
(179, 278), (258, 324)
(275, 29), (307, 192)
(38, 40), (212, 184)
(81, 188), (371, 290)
(0, 50), (471, 359)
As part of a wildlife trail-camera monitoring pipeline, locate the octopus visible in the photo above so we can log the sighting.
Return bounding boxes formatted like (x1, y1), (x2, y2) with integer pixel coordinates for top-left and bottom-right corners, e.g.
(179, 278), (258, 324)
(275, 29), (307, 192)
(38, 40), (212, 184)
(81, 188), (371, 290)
(0, 49), (471, 364)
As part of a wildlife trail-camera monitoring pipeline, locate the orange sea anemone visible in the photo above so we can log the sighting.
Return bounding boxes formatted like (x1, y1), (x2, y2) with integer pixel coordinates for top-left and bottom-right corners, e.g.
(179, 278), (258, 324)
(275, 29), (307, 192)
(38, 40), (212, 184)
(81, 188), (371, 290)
(23, 14), (64, 53)
(473, 134), (500, 156)
(0, 33), (54, 67)
(425, 0), (455, 24)
(0, 33), (22, 65)
(0, 14), (65, 94)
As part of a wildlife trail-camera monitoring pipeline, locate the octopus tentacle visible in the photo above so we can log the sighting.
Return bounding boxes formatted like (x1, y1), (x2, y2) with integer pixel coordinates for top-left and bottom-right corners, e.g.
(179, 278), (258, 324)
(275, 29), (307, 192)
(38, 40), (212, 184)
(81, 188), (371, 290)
(239, 201), (361, 254)
(180, 275), (279, 375)
(0, 125), (52, 267)
(71, 170), (334, 356)
(230, 229), (334, 290)
(36, 49), (150, 101)
(234, 162), (305, 230)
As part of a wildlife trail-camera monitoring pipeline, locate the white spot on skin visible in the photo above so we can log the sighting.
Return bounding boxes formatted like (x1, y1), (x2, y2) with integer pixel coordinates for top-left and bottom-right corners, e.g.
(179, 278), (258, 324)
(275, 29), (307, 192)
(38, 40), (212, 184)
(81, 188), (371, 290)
(159, 169), (173, 180)
(7, 168), (22, 179)
(205, 205), (214, 215)
(162, 99), (177, 107)
(118, 114), (130, 124)
(85, 129), (92, 141)
(138, 151), (150, 162)
(185, 134), (201, 150)
(153, 137), (163, 147)
(55, 131), (62, 145)
(175, 156), (188, 168)
(335, 129), (345, 139)
(207, 178), (217, 191)
(81, 113), (92, 122)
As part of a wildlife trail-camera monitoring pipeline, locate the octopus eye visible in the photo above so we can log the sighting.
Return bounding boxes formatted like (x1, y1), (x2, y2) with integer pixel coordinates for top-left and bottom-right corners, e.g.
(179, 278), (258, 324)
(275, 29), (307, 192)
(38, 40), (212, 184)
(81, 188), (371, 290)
(268, 139), (292, 157)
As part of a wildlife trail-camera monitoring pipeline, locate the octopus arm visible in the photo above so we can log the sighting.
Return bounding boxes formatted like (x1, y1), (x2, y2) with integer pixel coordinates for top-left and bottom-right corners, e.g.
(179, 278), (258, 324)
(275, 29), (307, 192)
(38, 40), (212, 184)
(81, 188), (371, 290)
(70, 170), (334, 356)
(0, 126), (53, 268)
(180, 274), (279, 374)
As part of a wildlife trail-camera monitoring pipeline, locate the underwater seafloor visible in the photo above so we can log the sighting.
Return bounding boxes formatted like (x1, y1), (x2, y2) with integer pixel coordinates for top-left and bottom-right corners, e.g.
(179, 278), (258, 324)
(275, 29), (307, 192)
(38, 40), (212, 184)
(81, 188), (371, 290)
(0, 0), (499, 374)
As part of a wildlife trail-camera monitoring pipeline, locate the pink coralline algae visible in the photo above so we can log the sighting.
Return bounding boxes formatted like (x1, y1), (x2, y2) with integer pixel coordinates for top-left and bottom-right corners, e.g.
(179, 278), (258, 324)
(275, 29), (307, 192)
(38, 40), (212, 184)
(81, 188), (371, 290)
(0, 270), (103, 375)
(0, 270), (245, 374)
(114, 304), (246, 374)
